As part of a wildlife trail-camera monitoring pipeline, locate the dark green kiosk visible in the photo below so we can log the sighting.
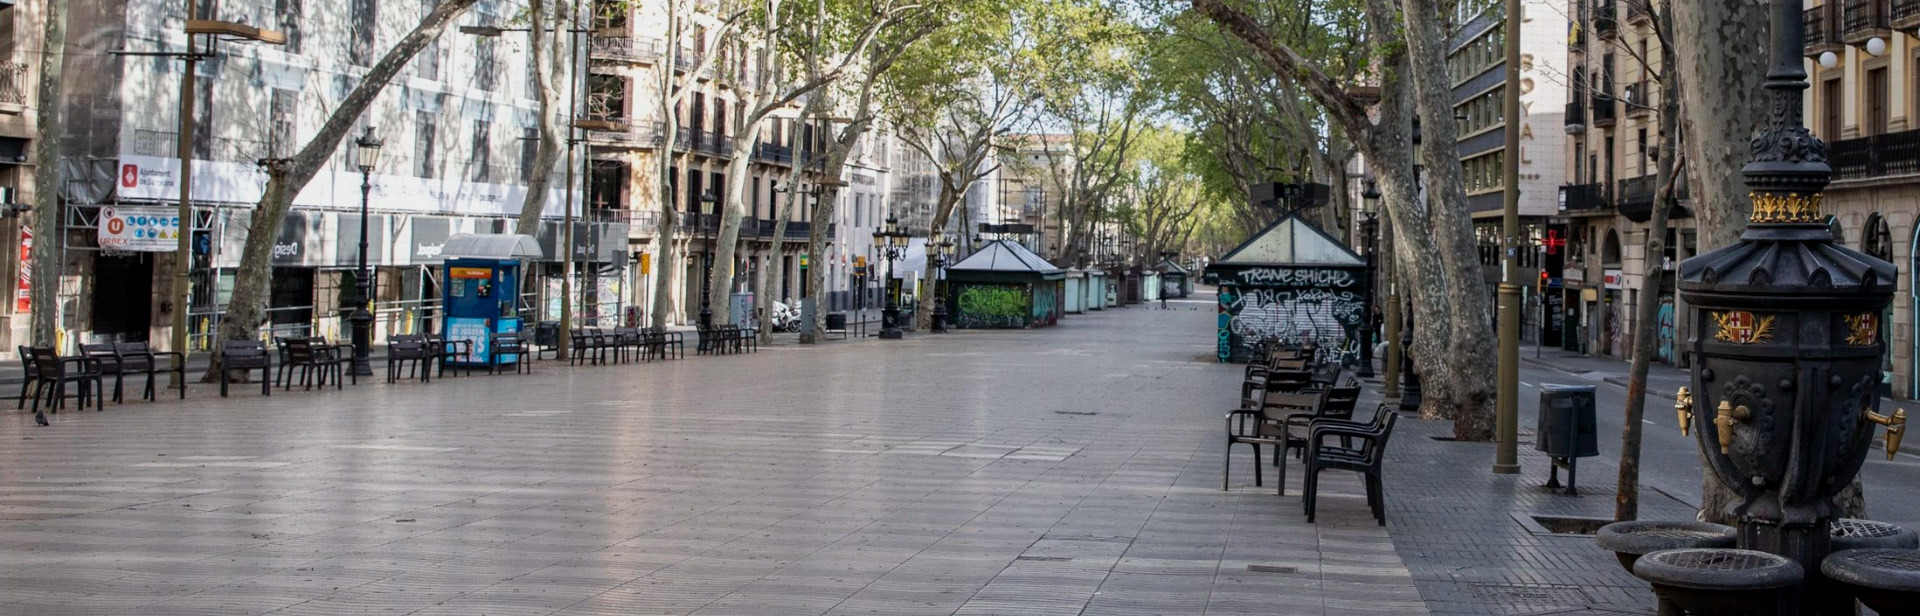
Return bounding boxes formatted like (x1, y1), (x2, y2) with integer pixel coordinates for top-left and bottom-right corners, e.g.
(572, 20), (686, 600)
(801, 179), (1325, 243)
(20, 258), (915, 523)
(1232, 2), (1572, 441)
(945, 240), (1066, 329)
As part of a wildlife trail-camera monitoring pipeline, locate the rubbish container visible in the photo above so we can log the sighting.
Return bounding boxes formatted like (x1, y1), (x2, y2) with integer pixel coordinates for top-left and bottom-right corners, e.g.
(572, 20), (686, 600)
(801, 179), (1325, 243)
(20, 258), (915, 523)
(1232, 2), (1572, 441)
(535, 321), (560, 348)
(825, 312), (847, 331)
(1536, 384), (1598, 495)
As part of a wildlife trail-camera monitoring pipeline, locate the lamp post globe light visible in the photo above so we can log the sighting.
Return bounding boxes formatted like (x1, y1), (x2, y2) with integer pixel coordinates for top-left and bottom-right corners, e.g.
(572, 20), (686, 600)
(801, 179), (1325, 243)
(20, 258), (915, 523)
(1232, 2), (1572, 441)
(698, 191), (717, 338)
(347, 127), (383, 377)
(1357, 179), (1381, 378)
(930, 238), (954, 333)
(872, 215), (906, 340)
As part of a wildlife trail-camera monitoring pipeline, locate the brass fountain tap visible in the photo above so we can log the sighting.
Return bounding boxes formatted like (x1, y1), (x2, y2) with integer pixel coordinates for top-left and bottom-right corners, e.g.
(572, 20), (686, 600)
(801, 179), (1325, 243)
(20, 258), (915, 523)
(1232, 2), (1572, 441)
(1714, 400), (1749, 454)
(1864, 408), (1908, 461)
(1675, 387), (1693, 437)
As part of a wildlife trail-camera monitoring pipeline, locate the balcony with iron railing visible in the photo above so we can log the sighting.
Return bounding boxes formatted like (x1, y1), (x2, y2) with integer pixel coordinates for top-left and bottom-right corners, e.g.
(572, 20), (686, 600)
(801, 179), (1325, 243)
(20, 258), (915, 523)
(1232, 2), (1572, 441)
(0, 63), (26, 107)
(753, 142), (793, 164)
(585, 121), (662, 149)
(673, 48), (706, 74)
(1830, 127), (1920, 180)
(1565, 100), (1586, 133)
(1594, 0), (1619, 37)
(1807, 3), (1845, 57)
(1623, 82), (1652, 117)
(1559, 183), (1609, 214)
(1591, 92), (1617, 127)
(1615, 174), (1691, 222)
(589, 35), (662, 64)
(1894, 0), (1920, 28)
(1844, 0), (1892, 45)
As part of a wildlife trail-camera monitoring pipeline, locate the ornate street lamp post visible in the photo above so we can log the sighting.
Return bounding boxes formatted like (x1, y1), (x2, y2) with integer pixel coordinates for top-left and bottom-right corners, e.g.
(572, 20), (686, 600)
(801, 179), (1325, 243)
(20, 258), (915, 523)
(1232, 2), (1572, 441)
(930, 238), (954, 333)
(872, 216), (907, 340)
(1358, 179), (1381, 379)
(346, 127), (383, 377)
(698, 191), (717, 341)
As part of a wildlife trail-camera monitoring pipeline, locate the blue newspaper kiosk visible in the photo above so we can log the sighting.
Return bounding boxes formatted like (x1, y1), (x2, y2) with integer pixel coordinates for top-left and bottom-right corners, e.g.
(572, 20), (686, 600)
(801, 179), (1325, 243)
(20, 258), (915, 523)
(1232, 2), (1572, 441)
(438, 233), (541, 368)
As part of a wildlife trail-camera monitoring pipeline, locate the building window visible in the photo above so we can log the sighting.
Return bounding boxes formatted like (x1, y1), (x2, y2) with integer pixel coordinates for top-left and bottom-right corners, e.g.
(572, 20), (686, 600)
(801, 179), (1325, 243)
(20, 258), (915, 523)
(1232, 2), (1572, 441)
(475, 35), (499, 92)
(349, 0), (377, 67)
(193, 76), (215, 160)
(520, 127), (539, 183)
(414, 111), (437, 179)
(470, 121), (493, 183)
(1866, 66), (1890, 137)
(416, 0), (441, 79)
(1823, 77), (1844, 141)
(269, 90), (297, 159)
(276, 0), (303, 53)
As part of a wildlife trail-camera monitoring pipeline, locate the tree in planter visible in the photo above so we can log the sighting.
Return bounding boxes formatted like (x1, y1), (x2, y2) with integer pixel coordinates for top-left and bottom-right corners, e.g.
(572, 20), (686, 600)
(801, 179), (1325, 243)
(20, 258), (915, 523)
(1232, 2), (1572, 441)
(212, 0), (486, 377)
(700, 0), (909, 328)
(1192, 0), (1494, 437)
(648, 0), (747, 328)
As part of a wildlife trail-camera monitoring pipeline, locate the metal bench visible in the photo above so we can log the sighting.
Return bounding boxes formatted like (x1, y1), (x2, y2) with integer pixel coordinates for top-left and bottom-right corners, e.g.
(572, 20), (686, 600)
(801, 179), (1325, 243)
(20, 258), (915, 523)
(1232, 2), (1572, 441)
(218, 340), (272, 397)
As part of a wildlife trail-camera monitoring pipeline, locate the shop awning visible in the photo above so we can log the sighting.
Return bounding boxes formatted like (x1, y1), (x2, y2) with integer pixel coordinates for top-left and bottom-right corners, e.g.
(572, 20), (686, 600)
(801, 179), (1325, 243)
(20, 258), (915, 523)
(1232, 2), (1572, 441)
(437, 233), (544, 261)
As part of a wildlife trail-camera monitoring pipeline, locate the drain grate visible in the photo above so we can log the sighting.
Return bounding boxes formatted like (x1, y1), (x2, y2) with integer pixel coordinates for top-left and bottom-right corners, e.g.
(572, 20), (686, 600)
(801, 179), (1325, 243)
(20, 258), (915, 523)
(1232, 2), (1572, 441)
(1015, 556), (1073, 562)
(1468, 583), (1591, 606)
(1246, 565), (1300, 574)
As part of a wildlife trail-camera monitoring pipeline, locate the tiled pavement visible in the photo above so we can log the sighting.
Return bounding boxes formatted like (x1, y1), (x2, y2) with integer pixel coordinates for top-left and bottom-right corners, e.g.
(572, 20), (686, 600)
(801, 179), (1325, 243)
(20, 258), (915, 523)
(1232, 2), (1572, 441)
(0, 296), (1427, 616)
(1373, 397), (1689, 616)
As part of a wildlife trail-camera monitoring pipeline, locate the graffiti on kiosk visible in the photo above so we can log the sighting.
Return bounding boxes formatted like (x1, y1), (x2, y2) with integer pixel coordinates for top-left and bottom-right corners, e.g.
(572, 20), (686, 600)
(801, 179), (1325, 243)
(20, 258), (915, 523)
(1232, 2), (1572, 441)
(1217, 286), (1364, 361)
(1235, 267), (1356, 288)
(957, 285), (1030, 328)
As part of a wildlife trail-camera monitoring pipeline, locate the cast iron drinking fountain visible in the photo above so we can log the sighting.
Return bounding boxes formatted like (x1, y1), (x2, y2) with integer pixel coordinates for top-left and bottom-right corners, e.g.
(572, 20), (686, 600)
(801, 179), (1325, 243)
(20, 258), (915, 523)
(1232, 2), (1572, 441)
(1592, 2), (1916, 614)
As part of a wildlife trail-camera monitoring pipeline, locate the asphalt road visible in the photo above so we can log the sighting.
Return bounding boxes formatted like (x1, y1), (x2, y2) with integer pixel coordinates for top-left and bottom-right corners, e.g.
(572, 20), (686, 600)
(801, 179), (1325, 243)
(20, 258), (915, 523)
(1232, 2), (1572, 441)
(1513, 362), (1920, 531)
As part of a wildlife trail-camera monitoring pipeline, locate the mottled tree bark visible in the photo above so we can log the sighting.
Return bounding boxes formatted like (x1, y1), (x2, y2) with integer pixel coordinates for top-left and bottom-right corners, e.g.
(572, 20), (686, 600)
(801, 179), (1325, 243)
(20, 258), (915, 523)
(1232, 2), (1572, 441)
(514, 0), (570, 236)
(1398, 0), (1496, 439)
(1192, 0), (1457, 421)
(28, 0), (68, 347)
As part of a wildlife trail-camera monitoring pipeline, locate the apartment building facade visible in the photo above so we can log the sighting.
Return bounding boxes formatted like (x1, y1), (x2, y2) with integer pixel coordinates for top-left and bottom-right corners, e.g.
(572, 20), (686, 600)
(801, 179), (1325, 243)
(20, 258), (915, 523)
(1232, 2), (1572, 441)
(1804, 0), (1920, 396)
(0, 0), (44, 351)
(47, 0), (602, 351)
(1556, 0), (1701, 368)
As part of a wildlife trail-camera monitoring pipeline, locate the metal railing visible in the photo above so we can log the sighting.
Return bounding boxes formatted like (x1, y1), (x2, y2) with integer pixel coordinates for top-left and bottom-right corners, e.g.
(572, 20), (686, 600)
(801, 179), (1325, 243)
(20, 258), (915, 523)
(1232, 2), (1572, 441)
(1594, 0), (1618, 37)
(589, 35), (661, 64)
(1591, 92), (1617, 126)
(1807, 4), (1844, 54)
(1565, 100), (1586, 130)
(1623, 82), (1652, 115)
(1830, 128), (1920, 180)
(1626, 0), (1651, 23)
(1894, 0), (1920, 28)
(1559, 183), (1608, 212)
(754, 142), (793, 164)
(586, 122), (662, 149)
(0, 63), (26, 106)
(1845, 0), (1891, 43)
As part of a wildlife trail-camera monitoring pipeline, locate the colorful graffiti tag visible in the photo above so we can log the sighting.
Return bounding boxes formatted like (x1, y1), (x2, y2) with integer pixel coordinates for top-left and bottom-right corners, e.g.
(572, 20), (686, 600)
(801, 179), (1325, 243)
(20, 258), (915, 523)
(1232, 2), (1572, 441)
(1213, 265), (1366, 363)
(957, 284), (1031, 328)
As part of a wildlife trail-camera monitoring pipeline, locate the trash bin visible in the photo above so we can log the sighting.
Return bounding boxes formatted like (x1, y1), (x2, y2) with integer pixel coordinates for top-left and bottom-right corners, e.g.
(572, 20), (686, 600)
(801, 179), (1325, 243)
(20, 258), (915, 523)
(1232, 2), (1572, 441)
(1536, 384), (1598, 494)
(825, 313), (847, 331)
(535, 321), (560, 348)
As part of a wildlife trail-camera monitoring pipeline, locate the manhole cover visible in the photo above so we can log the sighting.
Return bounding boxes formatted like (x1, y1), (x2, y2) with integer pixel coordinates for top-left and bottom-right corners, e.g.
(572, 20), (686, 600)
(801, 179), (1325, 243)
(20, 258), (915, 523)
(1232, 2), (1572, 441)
(1469, 583), (1591, 606)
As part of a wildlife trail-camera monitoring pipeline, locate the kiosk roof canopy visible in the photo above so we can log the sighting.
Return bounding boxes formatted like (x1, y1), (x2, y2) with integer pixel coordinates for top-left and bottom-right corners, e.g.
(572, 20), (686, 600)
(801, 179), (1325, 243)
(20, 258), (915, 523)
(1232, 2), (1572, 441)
(1216, 214), (1363, 267)
(950, 239), (1064, 274)
(439, 233), (545, 260)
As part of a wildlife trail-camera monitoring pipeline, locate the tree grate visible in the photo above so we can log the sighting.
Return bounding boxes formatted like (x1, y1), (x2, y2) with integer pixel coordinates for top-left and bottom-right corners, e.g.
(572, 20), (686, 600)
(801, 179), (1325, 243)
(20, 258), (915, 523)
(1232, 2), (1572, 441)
(1468, 583), (1592, 606)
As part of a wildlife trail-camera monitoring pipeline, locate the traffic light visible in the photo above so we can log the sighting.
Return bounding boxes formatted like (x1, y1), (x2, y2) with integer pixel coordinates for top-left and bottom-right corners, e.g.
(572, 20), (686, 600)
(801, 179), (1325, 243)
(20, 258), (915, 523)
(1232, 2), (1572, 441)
(1538, 270), (1549, 294)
